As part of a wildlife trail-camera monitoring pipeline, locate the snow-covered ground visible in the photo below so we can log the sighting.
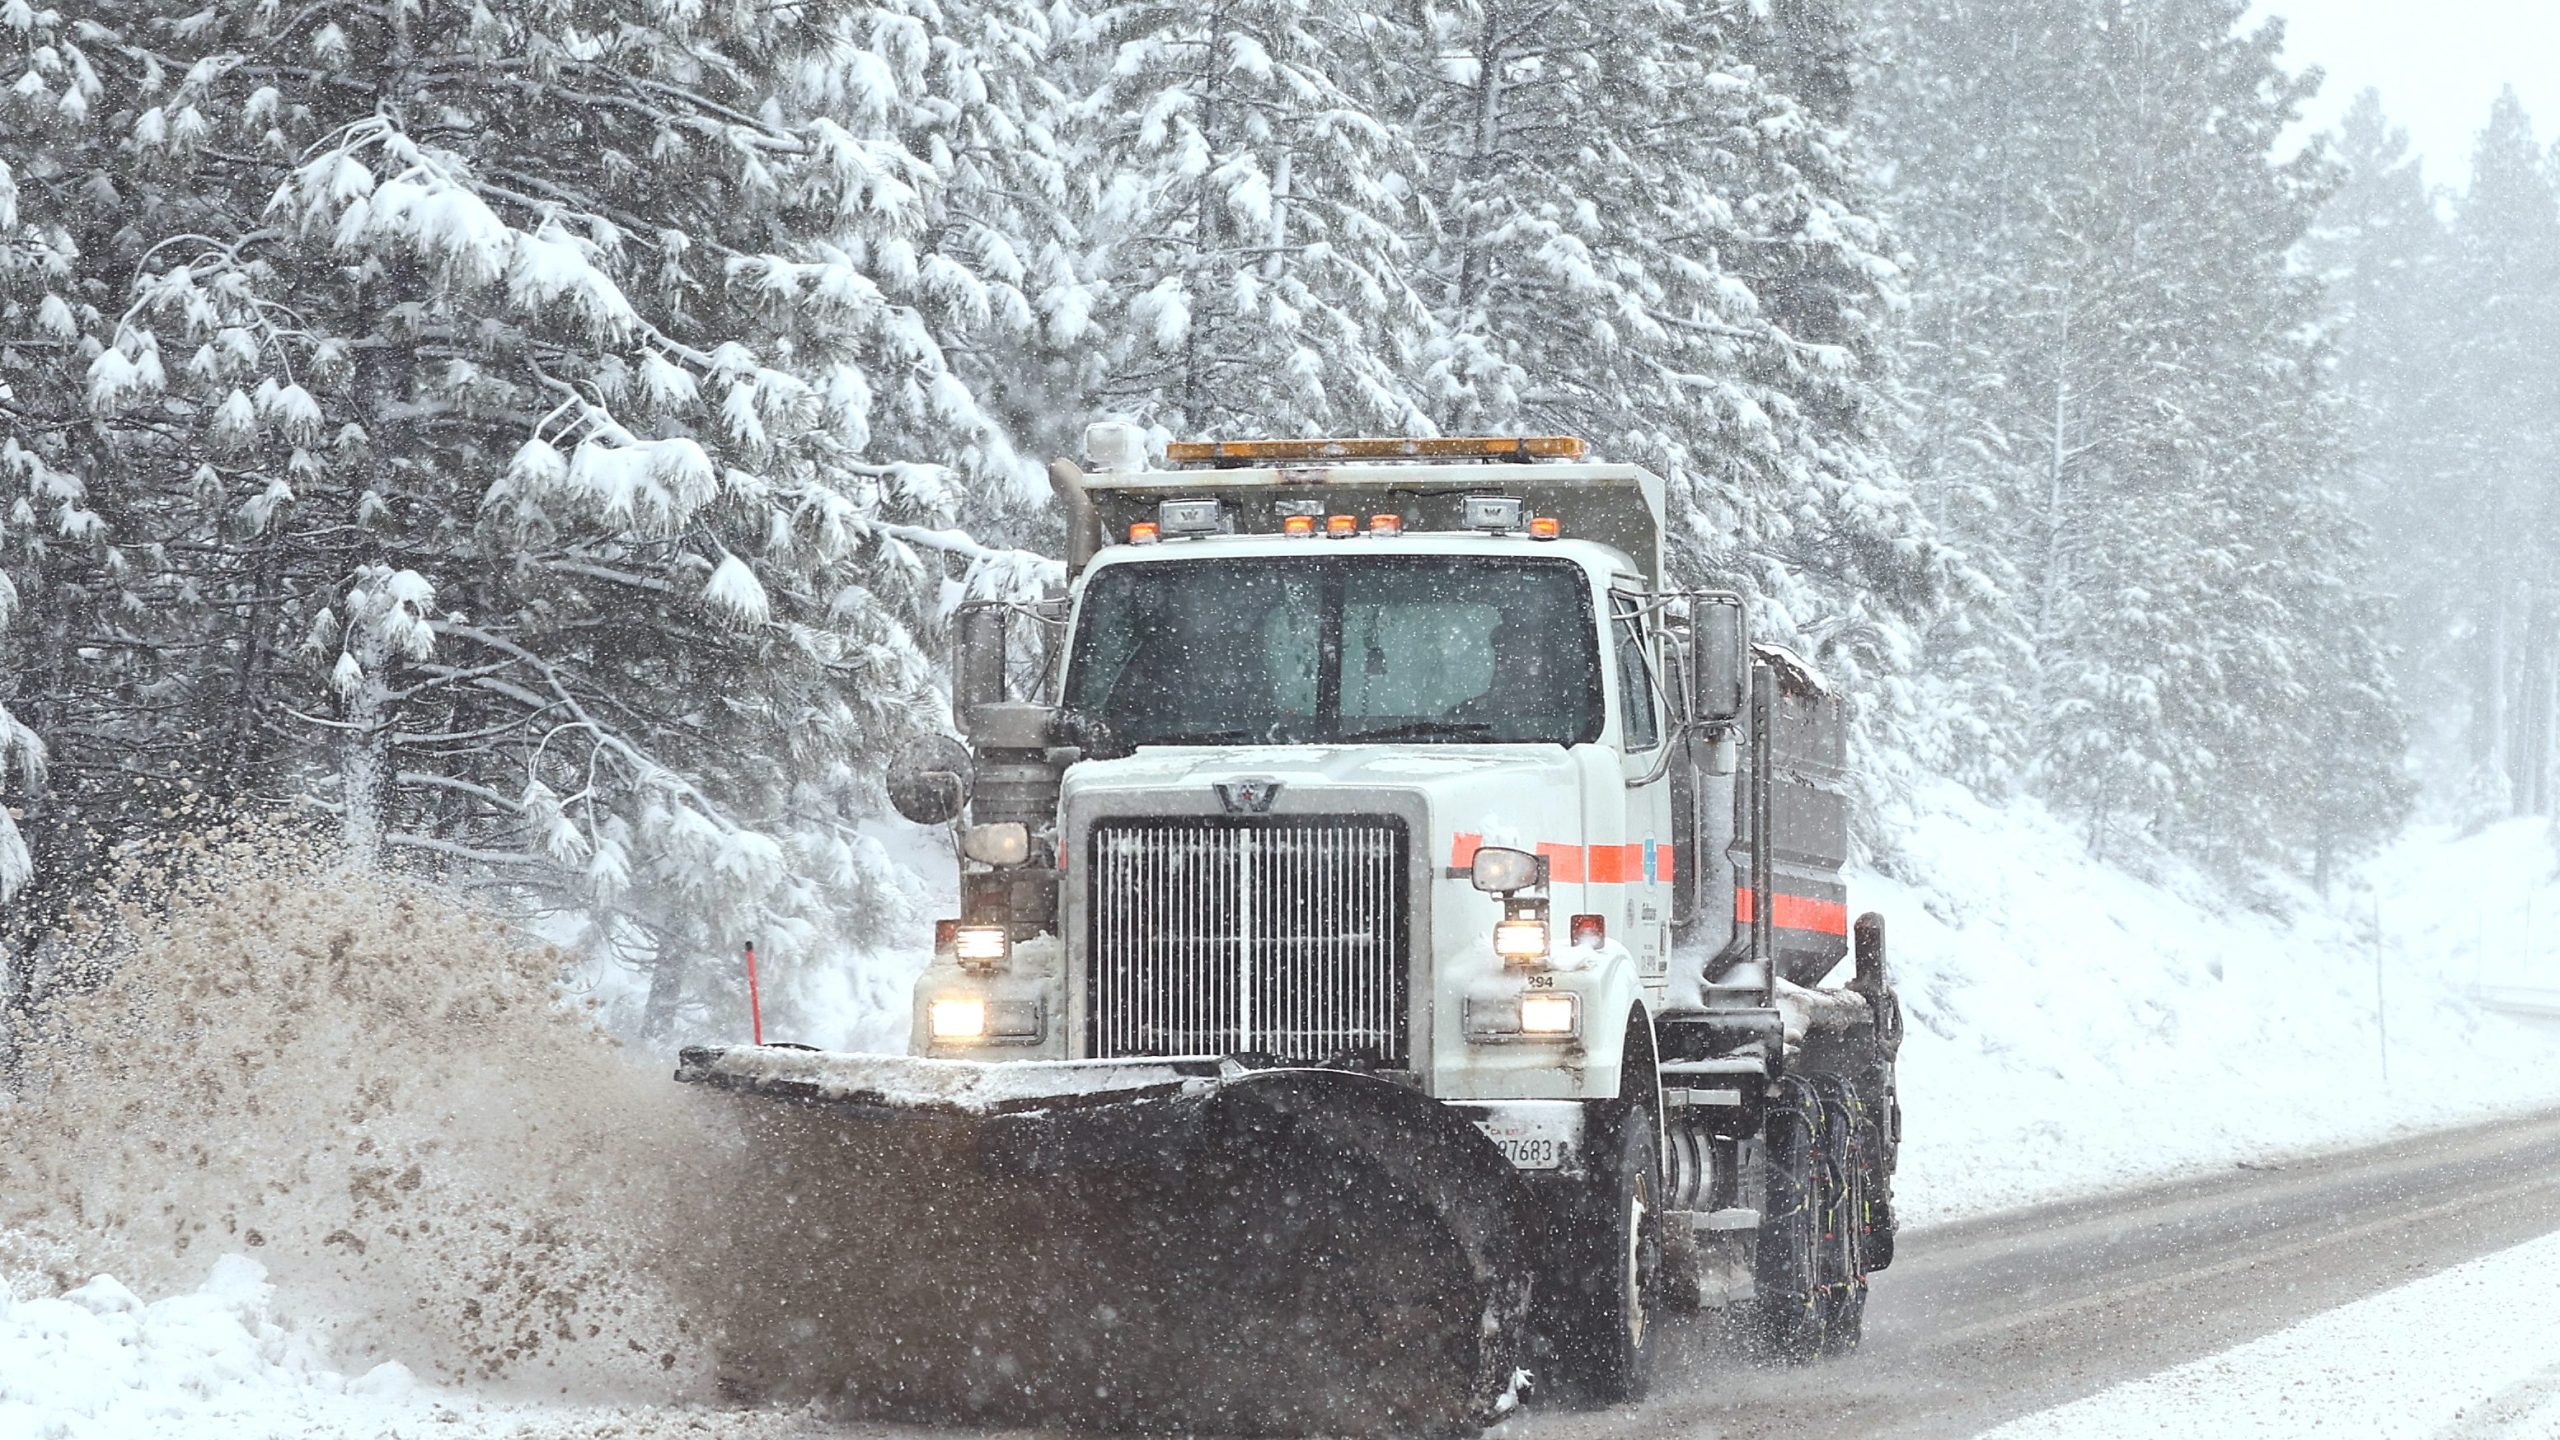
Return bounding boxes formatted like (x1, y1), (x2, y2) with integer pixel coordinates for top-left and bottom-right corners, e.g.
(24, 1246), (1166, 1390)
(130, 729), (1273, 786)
(1874, 782), (2560, 1223)
(7, 791), (2560, 1435)
(0, 1260), (811, 1440)
(1982, 1228), (2560, 1438)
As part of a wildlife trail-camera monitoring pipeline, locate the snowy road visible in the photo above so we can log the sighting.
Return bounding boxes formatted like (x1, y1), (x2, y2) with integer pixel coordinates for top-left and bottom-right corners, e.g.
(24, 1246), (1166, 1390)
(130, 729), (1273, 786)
(1510, 1104), (2560, 1440)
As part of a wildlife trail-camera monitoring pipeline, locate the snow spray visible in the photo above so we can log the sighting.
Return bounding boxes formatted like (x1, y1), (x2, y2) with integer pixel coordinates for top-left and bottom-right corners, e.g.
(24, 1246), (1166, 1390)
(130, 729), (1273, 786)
(0, 818), (746, 1397)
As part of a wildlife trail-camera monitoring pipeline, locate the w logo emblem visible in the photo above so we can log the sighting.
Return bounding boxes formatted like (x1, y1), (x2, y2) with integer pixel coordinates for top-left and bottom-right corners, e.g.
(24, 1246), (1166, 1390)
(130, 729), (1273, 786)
(1216, 779), (1282, 814)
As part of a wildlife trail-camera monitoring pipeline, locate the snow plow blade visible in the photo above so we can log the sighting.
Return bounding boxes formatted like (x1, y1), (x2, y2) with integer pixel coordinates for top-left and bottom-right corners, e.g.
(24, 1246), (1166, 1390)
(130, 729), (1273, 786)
(675, 1046), (1534, 1435)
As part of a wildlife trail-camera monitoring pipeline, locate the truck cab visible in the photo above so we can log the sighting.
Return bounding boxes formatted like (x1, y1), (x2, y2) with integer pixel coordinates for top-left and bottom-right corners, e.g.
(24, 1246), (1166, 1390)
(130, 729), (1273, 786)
(912, 433), (1702, 1096)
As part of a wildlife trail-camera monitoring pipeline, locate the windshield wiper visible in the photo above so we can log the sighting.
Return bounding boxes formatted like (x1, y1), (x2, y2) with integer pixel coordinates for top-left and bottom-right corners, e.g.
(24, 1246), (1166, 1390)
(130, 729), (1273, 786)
(1337, 720), (1498, 743)
(1141, 729), (1256, 746)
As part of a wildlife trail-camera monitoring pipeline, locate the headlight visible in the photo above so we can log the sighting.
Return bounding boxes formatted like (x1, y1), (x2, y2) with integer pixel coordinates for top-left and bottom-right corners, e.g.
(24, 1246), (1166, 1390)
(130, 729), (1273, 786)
(1462, 989), (1582, 1044)
(928, 996), (987, 1041)
(1494, 918), (1550, 964)
(1518, 992), (1579, 1036)
(962, 822), (1032, 866)
(951, 925), (1010, 966)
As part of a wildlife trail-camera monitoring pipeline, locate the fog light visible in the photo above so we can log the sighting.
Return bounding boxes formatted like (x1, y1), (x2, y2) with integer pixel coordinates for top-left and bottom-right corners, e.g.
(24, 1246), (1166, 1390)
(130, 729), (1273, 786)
(952, 926), (1010, 965)
(1518, 992), (1578, 1036)
(929, 996), (988, 1041)
(1494, 918), (1550, 964)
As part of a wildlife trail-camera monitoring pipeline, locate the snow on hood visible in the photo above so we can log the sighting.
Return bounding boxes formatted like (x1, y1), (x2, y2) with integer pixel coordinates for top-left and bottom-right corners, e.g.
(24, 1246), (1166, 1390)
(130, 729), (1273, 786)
(1063, 743), (1579, 795)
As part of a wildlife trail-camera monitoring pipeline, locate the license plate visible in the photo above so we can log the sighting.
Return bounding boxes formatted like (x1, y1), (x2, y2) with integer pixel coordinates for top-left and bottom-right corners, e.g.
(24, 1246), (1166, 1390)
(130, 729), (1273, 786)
(1467, 1104), (1580, 1171)
(1484, 1134), (1565, 1170)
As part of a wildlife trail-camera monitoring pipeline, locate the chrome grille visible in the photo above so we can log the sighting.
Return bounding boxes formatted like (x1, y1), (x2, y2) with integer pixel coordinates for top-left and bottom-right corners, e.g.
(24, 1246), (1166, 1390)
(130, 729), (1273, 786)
(1088, 818), (1408, 1064)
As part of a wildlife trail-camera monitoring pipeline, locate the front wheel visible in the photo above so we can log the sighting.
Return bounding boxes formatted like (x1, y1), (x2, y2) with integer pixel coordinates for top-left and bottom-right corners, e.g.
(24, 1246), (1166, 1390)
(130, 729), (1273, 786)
(1540, 1106), (1662, 1404)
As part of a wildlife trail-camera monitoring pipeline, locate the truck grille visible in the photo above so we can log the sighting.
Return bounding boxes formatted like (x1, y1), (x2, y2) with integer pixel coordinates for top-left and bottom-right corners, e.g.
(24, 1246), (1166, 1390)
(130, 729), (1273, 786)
(1088, 818), (1408, 1064)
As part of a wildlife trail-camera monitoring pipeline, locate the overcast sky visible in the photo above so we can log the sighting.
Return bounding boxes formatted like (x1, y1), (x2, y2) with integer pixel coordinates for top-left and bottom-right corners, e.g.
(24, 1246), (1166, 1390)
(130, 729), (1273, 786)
(2260, 0), (2560, 189)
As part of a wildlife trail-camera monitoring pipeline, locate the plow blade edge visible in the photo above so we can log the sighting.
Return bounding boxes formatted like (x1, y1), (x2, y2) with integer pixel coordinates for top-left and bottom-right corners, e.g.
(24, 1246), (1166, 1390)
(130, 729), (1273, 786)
(676, 1046), (1534, 1435)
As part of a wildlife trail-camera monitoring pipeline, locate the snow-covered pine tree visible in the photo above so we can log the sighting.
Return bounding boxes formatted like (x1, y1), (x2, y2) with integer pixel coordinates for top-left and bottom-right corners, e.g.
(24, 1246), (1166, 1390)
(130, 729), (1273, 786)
(1075, 0), (1438, 441)
(0, 0), (180, 923)
(2304, 92), (2460, 826)
(10, 0), (1060, 1038)
(2438, 91), (2560, 817)
(848, 0), (1101, 501)
(1397, 0), (1938, 720)
(1867, 0), (2405, 866)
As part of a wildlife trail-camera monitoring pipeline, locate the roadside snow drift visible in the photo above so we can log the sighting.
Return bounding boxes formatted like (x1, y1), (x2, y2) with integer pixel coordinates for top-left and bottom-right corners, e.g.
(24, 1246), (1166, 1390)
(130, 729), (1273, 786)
(1868, 782), (2560, 1222)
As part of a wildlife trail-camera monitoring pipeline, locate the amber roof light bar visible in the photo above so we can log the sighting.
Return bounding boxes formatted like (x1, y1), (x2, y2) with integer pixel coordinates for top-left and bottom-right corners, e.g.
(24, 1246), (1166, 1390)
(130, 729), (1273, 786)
(1163, 435), (1587, 466)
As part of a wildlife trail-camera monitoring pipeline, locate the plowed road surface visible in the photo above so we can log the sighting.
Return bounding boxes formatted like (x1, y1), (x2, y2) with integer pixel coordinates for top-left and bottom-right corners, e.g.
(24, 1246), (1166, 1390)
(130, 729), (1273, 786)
(1514, 1106), (2560, 1439)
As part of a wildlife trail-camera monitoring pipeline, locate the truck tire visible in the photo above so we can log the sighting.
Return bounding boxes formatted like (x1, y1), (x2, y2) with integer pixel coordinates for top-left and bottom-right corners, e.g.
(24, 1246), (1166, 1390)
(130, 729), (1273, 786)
(1748, 1076), (1869, 1361)
(1816, 1078), (1869, 1356)
(1539, 1103), (1662, 1404)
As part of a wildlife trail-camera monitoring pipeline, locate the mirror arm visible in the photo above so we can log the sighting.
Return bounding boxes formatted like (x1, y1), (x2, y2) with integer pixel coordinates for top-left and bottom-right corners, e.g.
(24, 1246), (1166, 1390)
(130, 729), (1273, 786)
(1626, 723), (1686, 789)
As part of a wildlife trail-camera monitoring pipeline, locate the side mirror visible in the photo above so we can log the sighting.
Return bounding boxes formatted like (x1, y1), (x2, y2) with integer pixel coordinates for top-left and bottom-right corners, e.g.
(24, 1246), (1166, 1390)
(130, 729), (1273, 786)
(1470, 846), (1545, 894)
(887, 735), (973, 826)
(953, 602), (1009, 736)
(1692, 593), (1747, 728)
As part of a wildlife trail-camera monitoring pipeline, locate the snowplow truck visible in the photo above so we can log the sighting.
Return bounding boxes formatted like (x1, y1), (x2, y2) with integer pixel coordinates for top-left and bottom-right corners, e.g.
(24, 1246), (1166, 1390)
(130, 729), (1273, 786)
(676, 428), (1904, 1433)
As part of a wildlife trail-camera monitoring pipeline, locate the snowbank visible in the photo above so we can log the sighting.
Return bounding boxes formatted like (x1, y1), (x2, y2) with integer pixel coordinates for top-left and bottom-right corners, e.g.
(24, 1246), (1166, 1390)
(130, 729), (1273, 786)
(0, 1252), (820, 1440)
(0, 1256), (415, 1440)
(1870, 781), (2560, 1224)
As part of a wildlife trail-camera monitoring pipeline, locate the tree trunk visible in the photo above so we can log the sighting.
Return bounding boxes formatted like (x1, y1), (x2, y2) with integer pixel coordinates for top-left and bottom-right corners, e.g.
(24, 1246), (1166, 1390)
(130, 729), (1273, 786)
(641, 942), (687, 1042)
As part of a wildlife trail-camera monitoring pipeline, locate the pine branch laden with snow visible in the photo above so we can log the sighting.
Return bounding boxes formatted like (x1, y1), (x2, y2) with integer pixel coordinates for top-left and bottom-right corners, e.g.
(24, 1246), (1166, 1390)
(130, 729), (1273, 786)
(0, 700), (44, 902)
(1, 0), (1063, 1033)
(1078, 0), (1441, 440)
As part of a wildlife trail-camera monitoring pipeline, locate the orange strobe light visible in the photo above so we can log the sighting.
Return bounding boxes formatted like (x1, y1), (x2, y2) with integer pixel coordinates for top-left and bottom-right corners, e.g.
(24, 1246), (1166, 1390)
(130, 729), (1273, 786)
(1369, 514), (1403, 536)
(1128, 521), (1160, 544)
(1326, 514), (1359, 538)
(1528, 516), (1562, 540)
(1282, 514), (1317, 538)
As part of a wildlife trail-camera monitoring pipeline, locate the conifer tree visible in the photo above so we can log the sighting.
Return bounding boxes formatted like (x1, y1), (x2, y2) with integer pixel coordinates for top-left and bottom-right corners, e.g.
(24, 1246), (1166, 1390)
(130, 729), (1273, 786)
(2306, 93), (2462, 817)
(2439, 91), (2560, 816)
(1866, 0), (2407, 864)
(1399, 0), (1938, 704)
(4, 0), (1058, 1036)
(1077, 0), (1437, 440)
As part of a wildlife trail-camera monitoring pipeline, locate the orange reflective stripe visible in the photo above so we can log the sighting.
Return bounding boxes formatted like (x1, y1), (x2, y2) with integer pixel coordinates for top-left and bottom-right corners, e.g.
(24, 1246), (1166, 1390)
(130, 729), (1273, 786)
(1537, 843), (1585, 884)
(1449, 835), (1669, 884)
(1734, 888), (1850, 936)
(1588, 843), (1642, 884)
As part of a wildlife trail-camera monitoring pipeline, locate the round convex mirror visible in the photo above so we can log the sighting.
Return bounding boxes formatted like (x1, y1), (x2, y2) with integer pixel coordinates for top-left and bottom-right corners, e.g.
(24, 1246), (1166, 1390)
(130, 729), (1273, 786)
(887, 735), (973, 826)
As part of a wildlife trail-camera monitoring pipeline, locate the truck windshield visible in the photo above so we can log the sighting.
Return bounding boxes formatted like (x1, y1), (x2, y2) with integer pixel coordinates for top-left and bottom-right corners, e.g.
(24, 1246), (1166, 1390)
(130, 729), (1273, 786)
(1065, 555), (1601, 748)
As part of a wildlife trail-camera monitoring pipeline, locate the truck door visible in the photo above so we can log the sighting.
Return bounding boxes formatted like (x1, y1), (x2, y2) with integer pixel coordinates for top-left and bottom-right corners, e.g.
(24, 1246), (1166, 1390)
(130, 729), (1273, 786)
(1610, 591), (1675, 992)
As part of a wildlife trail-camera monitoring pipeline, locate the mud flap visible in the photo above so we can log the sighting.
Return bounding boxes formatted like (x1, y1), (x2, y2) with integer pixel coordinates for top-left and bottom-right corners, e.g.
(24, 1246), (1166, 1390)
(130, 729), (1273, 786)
(677, 1047), (1534, 1436)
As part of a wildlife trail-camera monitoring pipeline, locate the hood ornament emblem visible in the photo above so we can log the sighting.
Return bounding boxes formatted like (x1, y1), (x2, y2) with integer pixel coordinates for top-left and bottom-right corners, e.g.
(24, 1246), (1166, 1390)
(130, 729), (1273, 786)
(1216, 778), (1282, 815)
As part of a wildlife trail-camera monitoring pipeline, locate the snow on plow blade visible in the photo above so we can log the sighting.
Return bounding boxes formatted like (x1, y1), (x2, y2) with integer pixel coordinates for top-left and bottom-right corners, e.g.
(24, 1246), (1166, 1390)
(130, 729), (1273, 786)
(675, 1046), (1533, 1436)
